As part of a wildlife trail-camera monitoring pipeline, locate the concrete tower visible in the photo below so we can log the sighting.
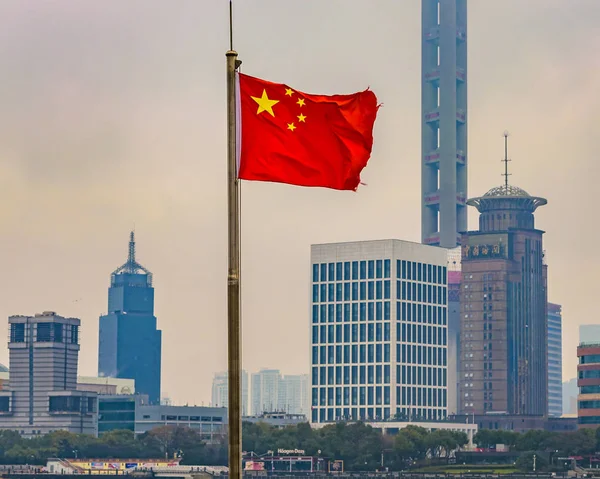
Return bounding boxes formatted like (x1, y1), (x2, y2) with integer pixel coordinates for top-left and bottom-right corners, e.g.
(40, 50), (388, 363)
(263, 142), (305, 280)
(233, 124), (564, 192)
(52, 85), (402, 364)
(0, 312), (97, 437)
(421, 0), (468, 248)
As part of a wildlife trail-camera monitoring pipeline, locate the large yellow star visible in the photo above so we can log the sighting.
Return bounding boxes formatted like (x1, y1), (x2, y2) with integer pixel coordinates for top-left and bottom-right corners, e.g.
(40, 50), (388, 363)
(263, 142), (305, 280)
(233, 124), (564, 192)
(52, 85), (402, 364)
(297, 113), (307, 123)
(251, 89), (279, 117)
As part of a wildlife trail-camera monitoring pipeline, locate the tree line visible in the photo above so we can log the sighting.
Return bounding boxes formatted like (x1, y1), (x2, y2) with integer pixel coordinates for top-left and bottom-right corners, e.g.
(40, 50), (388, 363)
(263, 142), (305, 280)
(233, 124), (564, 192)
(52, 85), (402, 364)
(0, 423), (599, 471)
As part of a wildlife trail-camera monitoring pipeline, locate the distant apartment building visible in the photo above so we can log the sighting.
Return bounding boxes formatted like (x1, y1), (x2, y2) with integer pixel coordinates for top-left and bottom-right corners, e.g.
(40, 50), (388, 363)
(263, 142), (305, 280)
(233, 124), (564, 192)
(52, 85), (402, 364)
(563, 378), (578, 415)
(547, 303), (562, 417)
(580, 325), (600, 343)
(310, 240), (449, 424)
(211, 370), (248, 416)
(577, 342), (600, 428)
(279, 374), (310, 417)
(251, 369), (281, 415)
(0, 312), (97, 437)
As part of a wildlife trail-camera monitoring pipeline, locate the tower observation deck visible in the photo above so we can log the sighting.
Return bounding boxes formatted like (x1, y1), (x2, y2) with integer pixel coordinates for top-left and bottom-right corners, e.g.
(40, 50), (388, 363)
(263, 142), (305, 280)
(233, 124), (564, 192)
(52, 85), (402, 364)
(421, 0), (468, 248)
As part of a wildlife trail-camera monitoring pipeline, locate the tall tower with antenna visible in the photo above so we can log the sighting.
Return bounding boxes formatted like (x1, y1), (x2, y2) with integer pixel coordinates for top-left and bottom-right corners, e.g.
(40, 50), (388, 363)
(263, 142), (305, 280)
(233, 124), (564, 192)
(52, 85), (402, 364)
(458, 136), (548, 416)
(421, 0), (468, 248)
(98, 232), (162, 404)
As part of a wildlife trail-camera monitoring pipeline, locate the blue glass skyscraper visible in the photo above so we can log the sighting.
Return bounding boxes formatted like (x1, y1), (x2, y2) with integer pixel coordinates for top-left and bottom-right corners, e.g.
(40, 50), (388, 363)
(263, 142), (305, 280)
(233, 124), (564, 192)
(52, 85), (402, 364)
(98, 232), (162, 404)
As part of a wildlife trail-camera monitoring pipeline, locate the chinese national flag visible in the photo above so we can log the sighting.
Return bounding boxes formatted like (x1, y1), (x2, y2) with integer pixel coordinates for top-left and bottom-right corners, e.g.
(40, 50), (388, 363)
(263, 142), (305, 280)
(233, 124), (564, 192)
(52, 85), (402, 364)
(237, 73), (379, 191)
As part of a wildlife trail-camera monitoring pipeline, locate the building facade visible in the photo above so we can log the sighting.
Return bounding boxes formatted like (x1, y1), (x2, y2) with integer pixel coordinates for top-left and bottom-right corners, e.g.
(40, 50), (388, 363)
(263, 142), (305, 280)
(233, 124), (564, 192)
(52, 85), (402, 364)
(251, 369), (281, 415)
(98, 395), (226, 440)
(459, 184), (548, 416)
(0, 312), (97, 437)
(577, 343), (600, 429)
(447, 247), (461, 415)
(310, 240), (449, 424)
(547, 303), (562, 417)
(279, 374), (310, 417)
(421, 0), (468, 248)
(211, 370), (248, 415)
(98, 232), (162, 404)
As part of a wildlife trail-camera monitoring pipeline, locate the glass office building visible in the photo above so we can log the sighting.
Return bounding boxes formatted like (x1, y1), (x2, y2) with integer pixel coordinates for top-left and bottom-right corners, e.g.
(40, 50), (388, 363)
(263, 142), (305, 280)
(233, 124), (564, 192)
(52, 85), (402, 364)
(310, 240), (449, 424)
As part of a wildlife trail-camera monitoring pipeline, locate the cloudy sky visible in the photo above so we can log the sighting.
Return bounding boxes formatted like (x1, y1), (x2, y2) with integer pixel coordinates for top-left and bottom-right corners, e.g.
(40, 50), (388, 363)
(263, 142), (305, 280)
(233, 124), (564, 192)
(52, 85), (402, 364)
(0, 0), (598, 406)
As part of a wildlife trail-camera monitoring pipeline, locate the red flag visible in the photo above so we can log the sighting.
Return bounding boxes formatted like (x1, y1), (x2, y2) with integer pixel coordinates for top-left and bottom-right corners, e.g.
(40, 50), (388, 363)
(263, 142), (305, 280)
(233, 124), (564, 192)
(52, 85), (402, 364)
(236, 73), (379, 191)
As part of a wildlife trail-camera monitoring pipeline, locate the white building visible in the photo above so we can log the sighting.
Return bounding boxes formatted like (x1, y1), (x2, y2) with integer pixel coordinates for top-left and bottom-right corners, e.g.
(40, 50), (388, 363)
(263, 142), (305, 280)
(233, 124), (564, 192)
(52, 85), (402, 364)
(310, 240), (449, 424)
(251, 369), (281, 415)
(279, 374), (309, 416)
(211, 370), (248, 416)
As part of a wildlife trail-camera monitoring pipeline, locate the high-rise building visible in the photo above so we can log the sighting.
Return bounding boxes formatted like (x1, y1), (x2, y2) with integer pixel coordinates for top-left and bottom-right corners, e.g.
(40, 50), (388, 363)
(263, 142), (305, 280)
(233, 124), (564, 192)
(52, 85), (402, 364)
(251, 369), (281, 415)
(211, 370), (248, 416)
(421, 0), (468, 248)
(577, 342), (600, 429)
(279, 374), (310, 416)
(0, 312), (97, 437)
(447, 247), (461, 414)
(98, 232), (162, 404)
(458, 178), (548, 415)
(310, 240), (449, 424)
(547, 303), (562, 417)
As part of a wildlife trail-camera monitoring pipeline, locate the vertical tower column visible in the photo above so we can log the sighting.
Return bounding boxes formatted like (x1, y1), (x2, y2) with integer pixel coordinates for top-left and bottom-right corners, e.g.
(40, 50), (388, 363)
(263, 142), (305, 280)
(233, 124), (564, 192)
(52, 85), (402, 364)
(421, 0), (468, 248)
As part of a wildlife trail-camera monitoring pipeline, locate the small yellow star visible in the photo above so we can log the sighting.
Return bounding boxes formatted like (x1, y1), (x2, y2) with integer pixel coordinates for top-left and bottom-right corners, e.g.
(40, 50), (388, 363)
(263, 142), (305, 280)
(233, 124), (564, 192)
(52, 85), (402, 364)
(287, 122), (296, 131)
(297, 98), (305, 107)
(285, 88), (294, 96)
(251, 89), (279, 117)
(297, 113), (307, 123)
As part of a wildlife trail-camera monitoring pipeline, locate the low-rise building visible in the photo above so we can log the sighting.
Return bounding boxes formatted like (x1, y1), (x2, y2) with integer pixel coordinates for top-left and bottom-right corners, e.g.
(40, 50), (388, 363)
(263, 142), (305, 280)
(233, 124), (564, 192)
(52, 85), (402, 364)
(577, 342), (600, 429)
(98, 395), (226, 441)
(243, 412), (308, 429)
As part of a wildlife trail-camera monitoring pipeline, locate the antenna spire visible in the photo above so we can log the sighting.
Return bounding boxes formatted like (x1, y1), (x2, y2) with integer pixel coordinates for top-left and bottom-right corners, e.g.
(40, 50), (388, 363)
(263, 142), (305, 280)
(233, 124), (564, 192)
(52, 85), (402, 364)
(502, 130), (511, 189)
(127, 231), (136, 272)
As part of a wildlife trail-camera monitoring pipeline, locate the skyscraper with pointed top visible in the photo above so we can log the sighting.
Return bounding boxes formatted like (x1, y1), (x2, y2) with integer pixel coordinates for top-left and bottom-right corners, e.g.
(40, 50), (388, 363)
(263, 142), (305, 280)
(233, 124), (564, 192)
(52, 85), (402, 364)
(98, 232), (162, 404)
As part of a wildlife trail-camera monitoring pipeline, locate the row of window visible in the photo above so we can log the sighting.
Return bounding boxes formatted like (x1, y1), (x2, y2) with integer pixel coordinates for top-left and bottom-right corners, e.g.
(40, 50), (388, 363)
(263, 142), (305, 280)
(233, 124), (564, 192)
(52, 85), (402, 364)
(312, 323), (391, 345)
(580, 355), (600, 365)
(398, 323), (447, 346)
(312, 365), (391, 386)
(397, 344), (447, 367)
(579, 400), (600, 409)
(399, 281), (446, 305)
(313, 260), (392, 283)
(579, 370), (600, 379)
(399, 303), (447, 325)
(580, 385), (600, 394)
(312, 385), (391, 407)
(311, 406), (447, 423)
(10, 322), (79, 344)
(312, 260), (447, 285)
(312, 406), (392, 423)
(312, 302), (391, 323)
(398, 385), (447, 407)
(313, 281), (392, 303)
(397, 365), (447, 387)
(312, 344), (391, 366)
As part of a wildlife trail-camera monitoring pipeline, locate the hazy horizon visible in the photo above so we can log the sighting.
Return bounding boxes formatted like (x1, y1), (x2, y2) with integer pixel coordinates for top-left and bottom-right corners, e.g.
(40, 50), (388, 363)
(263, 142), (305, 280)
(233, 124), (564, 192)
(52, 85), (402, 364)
(0, 0), (599, 406)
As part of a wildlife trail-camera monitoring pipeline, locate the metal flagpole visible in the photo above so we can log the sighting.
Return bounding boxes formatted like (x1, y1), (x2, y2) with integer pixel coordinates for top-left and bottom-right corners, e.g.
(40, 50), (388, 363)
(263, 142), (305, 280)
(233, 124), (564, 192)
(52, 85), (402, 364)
(226, 1), (242, 478)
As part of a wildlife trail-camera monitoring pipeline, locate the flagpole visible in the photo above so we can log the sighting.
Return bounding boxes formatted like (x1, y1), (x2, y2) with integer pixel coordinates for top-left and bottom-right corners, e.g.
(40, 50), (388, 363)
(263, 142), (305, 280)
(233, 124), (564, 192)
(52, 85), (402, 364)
(226, 19), (242, 479)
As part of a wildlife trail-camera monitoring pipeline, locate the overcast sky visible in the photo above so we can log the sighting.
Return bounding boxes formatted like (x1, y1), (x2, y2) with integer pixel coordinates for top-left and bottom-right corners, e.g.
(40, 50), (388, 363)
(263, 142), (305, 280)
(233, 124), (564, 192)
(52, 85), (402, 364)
(0, 0), (599, 406)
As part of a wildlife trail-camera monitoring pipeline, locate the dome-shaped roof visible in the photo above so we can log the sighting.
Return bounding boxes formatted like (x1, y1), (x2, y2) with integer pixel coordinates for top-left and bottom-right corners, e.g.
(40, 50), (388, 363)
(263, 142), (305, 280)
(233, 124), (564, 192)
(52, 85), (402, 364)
(483, 184), (531, 198)
(0, 364), (8, 373)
